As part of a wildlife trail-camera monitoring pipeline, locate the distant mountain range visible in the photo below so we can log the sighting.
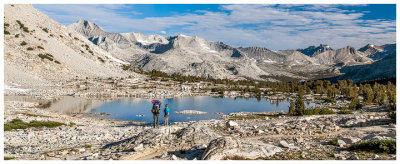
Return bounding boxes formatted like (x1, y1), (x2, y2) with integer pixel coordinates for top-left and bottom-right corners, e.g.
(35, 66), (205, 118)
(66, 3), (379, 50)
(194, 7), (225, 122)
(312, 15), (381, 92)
(4, 4), (396, 88)
(68, 19), (396, 82)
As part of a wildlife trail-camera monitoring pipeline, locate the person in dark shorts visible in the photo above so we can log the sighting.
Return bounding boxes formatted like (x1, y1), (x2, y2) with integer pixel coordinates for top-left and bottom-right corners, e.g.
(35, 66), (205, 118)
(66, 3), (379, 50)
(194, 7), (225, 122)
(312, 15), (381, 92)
(151, 100), (161, 128)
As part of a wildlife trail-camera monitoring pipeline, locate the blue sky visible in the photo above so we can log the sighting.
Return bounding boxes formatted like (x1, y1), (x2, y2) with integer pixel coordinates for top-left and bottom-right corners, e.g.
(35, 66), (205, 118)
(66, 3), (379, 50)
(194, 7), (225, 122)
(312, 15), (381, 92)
(34, 4), (396, 50)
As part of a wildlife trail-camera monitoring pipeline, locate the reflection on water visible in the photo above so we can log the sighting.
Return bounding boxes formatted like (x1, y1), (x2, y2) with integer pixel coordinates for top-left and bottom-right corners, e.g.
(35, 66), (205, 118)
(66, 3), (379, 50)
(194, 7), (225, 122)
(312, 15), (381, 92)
(48, 97), (104, 114)
(6, 96), (315, 123)
(82, 96), (315, 123)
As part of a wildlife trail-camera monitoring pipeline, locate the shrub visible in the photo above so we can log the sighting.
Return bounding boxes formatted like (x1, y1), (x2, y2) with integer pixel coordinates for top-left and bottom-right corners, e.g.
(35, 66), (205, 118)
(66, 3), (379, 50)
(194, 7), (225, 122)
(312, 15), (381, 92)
(37, 101), (52, 108)
(27, 47), (34, 51)
(98, 57), (105, 63)
(20, 41), (27, 46)
(388, 104), (396, 123)
(37, 46), (44, 50)
(42, 28), (48, 33)
(88, 50), (94, 55)
(54, 60), (61, 64)
(74, 37), (79, 40)
(211, 88), (224, 95)
(224, 155), (249, 160)
(4, 119), (65, 131)
(4, 30), (10, 35)
(38, 53), (54, 61)
(328, 138), (339, 146)
(15, 34), (19, 38)
(23, 27), (29, 32)
(85, 144), (92, 148)
(16, 20), (24, 28)
(122, 65), (130, 71)
(69, 122), (76, 127)
(349, 139), (396, 154)
(349, 96), (362, 110)
(4, 23), (10, 27)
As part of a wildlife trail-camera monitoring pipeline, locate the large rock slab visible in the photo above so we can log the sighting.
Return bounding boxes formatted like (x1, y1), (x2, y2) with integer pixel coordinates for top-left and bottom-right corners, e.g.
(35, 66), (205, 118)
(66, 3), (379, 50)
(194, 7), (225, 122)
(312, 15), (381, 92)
(201, 137), (282, 160)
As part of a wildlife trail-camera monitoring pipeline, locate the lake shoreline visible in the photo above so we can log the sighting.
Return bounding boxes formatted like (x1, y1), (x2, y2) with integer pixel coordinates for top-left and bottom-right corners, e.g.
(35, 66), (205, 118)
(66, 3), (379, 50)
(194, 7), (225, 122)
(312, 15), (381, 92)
(4, 93), (396, 160)
(4, 79), (396, 160)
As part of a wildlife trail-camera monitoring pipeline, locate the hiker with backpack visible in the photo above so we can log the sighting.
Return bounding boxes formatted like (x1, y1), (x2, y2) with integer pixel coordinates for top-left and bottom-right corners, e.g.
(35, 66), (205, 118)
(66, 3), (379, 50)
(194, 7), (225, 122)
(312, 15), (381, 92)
(164, 104), (170, 126)
(151, 100), (161, 128)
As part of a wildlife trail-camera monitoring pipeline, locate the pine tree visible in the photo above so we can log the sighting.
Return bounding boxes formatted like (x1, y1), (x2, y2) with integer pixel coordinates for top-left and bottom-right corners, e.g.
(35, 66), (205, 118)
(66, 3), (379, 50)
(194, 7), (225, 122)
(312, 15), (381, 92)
(349, 96), (362, 110)
(362, 84), (374, 104)
(288, 100), (295, 115)
(294, 96), (306, 116)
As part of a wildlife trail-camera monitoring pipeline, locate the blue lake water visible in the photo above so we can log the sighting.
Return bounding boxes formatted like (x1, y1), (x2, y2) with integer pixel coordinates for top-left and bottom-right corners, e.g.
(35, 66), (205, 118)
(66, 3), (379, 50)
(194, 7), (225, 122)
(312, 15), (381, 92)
(87, 96), (315, 123)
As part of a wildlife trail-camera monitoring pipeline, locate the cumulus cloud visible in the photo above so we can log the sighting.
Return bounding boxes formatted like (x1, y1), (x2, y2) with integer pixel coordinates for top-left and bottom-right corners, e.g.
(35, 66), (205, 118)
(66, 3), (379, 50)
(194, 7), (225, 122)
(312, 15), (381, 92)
(34, 4), (395, 50)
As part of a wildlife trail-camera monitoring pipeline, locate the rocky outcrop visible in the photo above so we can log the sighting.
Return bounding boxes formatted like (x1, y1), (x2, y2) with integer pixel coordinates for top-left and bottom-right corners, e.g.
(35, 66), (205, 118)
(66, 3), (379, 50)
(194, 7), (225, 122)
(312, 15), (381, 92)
(4, 4), (132, 89)
(175, 110), (207, 115)
(313, 46), (373, 66)
(201, 137), (283, 160)
(297, 44), (334, 57)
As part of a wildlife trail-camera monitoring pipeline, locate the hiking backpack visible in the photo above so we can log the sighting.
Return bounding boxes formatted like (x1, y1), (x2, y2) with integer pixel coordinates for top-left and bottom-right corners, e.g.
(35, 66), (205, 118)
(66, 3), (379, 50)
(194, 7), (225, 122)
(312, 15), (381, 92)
(152, 100), (161, 114)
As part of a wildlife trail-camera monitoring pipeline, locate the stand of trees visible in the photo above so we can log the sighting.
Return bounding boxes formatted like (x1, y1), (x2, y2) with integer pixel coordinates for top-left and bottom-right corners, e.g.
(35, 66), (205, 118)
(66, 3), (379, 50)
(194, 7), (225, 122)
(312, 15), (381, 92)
(288, 97), (335, 116)
(128, 68), (395, 118)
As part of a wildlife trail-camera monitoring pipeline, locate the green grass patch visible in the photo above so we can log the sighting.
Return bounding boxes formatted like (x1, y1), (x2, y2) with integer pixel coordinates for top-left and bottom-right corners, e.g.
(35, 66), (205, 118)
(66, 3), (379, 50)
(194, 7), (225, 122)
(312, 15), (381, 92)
(338, 110), (353, 114)
(69, 122), (76, 127)
(349, 139), (396, 154)
(4, 119), (65, 131)
(18, 112), (50, 118)
(4, 156), (15, 160)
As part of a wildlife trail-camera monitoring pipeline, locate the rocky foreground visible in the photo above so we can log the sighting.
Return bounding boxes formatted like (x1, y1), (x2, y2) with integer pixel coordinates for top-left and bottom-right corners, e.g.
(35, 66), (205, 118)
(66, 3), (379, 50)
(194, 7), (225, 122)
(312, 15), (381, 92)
(4, 98), (396, 160)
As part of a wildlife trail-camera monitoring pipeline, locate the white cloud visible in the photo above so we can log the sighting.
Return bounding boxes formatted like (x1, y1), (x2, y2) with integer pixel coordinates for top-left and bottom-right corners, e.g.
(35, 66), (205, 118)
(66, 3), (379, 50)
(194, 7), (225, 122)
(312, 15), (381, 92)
(34, 4), (395, 50)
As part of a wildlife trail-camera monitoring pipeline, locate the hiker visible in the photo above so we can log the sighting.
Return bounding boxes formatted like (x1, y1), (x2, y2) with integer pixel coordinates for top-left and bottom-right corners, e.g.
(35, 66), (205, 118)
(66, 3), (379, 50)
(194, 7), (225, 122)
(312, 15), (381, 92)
(164, 104), (170, 126)
(151, 100), (161, 128)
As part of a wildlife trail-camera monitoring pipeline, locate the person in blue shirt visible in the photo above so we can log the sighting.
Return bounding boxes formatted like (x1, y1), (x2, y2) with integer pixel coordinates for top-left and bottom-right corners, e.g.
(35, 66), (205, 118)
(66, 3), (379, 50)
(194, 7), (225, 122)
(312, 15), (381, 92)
(164, 104), (170, 126)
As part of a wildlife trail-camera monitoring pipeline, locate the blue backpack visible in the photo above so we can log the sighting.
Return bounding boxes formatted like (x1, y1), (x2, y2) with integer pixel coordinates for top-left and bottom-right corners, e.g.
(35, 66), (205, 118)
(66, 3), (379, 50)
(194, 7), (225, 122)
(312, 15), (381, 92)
(152, 101), (160, 114)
